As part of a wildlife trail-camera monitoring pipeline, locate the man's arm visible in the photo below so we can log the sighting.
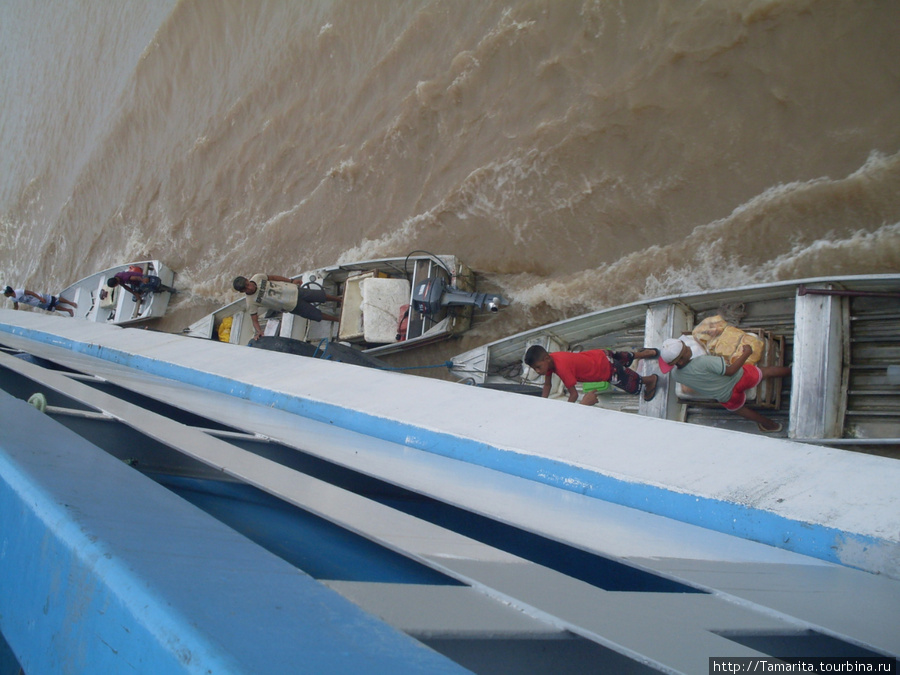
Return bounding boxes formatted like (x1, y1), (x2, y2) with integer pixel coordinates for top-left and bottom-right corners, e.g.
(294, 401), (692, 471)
(724, 345), (753, 376)
(251, 312), (263, 340)
(266, 275), (300, 284)
(541, 374), (553, 398)
(579, 391), (599, 406)
(121, 283), (142, 300)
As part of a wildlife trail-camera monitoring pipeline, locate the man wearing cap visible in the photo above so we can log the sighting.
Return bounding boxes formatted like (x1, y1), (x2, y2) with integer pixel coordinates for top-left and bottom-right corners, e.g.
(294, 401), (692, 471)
(658, 337), (791, 433)
(233, 273), (342, 340)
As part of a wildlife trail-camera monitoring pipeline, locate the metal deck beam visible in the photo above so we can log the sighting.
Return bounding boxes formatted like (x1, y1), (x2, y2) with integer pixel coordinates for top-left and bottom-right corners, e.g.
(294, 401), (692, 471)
(0, 387), (467, 674)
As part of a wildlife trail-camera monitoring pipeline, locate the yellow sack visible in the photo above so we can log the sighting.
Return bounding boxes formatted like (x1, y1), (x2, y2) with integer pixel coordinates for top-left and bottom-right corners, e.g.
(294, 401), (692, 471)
(217, 316), (233, 342)
(691, 315), (727, 347)
(693, 315), (763, 365)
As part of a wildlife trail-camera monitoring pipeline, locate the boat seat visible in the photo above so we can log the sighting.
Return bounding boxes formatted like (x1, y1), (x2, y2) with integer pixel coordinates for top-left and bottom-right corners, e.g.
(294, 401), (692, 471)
(676, 329), (784, 409)
(789, 285), (847, 439)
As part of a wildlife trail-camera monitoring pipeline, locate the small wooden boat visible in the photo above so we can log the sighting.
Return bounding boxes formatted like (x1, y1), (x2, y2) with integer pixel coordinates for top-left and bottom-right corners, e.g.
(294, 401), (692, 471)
(59, 260), (176, 325)
(183, 253), (507, 356)
(449, 274), (900, 451)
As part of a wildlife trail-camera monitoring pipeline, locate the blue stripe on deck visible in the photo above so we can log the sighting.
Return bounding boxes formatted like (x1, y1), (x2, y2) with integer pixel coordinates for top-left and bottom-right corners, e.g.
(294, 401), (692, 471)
(0, 390), (468, 675)
(0, 320), (892, 577)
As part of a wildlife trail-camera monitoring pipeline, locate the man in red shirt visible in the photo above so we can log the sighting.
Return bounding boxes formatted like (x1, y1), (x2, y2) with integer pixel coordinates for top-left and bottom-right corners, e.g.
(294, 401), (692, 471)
(524, 345), (659, 405)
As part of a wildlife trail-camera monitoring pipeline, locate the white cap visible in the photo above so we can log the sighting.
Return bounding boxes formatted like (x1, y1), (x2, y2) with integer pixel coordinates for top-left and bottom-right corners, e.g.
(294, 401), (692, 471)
(658, 338), (684, 373)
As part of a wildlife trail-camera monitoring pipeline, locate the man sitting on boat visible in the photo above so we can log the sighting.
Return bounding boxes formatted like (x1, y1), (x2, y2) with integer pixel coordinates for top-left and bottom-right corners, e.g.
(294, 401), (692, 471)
(524, 345), (659, 405)
(107, 268), (177, 301)
(4, 286), (77, 317)
(658, 338), (791, 433)
(233, 274), (342, 340)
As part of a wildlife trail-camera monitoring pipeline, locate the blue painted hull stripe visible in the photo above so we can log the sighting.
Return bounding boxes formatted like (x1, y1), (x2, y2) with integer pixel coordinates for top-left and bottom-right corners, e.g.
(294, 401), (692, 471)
(0, 322), (881, 571)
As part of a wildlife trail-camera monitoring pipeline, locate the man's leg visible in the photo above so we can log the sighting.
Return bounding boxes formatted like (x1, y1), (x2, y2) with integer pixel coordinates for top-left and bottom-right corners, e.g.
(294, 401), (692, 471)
(296, 288), (339, 322)
(608, 351), (658, 400)
(292, 299), (339, 323)
(732, 405), (782, 432)
(760, 366), (791, 379)
(641, 374), (659, 401)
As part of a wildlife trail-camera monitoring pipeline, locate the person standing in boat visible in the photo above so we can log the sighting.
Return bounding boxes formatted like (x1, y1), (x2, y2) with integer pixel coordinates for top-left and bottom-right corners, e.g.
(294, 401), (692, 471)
(233, 274), (342, 340)
(658, 338), (791, 433)
(107, 267), (176, 301)
(4, 286), (77, 317)
(524, 345), (659, 405)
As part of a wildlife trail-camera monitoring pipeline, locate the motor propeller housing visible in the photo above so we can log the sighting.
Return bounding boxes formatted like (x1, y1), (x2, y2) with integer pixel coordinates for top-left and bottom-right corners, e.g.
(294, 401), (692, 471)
(412, 276), (508, 316)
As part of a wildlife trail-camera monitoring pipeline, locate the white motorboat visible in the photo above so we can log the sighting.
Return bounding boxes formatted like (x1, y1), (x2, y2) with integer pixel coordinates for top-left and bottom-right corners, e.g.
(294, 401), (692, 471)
(59, 260), (176, 325)
(183, 253), (507, 356)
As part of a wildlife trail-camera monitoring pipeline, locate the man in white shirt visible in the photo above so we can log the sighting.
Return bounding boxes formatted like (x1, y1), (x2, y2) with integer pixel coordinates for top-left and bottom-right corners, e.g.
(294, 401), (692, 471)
(4, 286), (76, 317)
(232, 274), (341, 340)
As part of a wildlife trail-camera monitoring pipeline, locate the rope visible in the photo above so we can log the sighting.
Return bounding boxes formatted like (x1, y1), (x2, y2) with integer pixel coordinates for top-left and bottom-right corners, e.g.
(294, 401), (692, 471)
(312, 338), (329, 359)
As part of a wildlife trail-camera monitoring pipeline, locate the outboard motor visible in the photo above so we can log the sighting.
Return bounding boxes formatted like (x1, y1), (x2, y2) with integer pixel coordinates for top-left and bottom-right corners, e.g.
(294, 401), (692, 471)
(412, 277), (509, 316)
